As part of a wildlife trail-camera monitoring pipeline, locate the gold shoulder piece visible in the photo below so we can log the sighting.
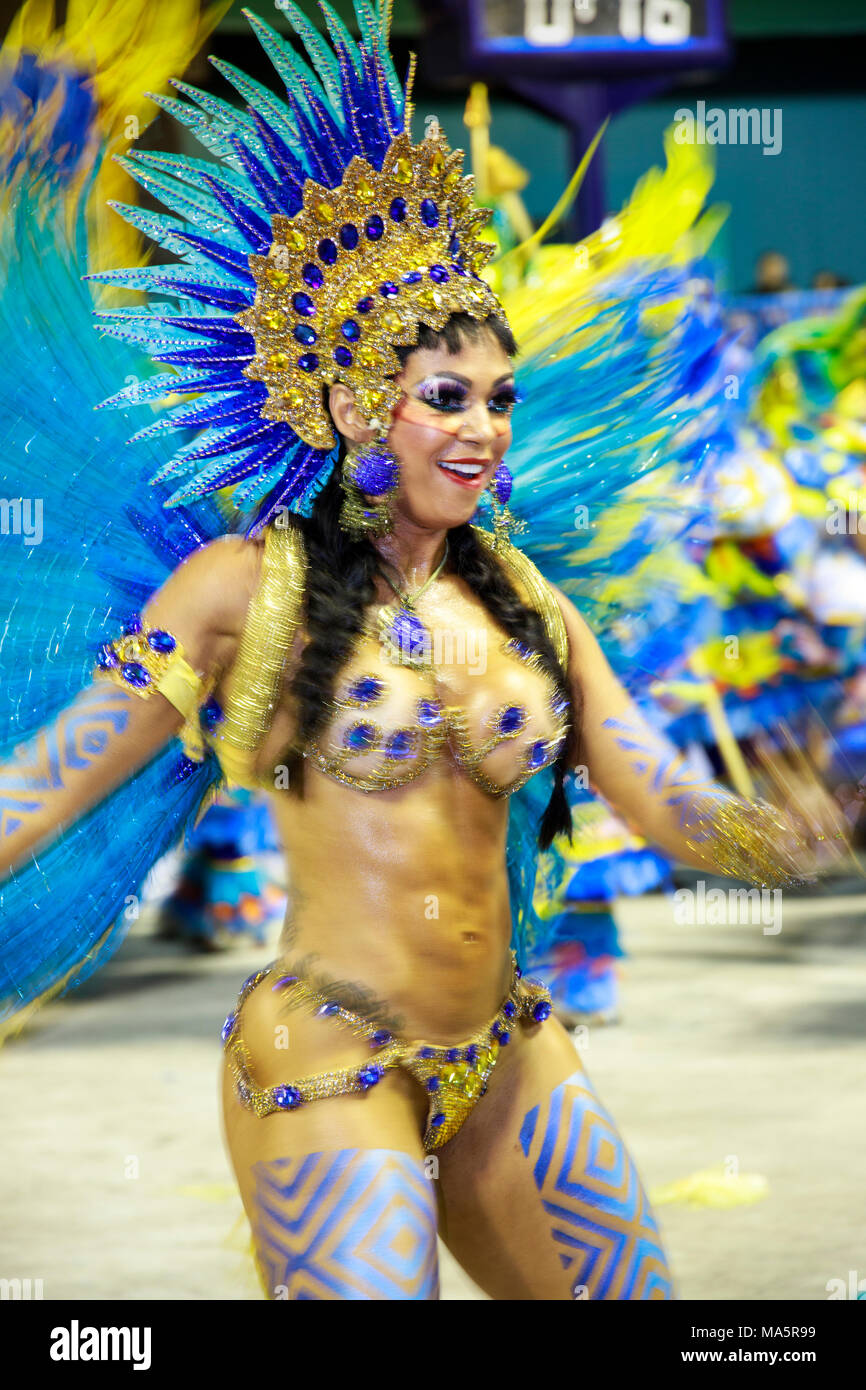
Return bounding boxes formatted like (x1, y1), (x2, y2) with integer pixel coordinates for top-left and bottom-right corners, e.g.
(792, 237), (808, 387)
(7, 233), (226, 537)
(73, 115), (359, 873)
(472, 526), (569, 672)
(219, 521), (308, 759)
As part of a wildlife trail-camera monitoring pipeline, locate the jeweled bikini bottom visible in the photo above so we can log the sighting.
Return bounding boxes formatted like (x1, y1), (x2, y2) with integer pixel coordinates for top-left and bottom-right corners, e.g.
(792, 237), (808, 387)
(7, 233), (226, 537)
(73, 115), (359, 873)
(222, 951), (553, 1153)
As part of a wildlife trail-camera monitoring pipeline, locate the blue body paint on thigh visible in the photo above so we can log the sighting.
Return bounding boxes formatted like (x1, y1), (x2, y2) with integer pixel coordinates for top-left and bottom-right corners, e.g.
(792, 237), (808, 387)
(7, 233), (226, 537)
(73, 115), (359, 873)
(519, 1069), (674, 1300)
(250, 1148), (440, 1301)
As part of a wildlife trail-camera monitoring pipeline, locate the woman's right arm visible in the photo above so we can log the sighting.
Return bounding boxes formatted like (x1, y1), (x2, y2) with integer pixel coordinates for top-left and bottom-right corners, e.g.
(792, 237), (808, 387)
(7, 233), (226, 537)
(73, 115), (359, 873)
(0, 534), (262, 879)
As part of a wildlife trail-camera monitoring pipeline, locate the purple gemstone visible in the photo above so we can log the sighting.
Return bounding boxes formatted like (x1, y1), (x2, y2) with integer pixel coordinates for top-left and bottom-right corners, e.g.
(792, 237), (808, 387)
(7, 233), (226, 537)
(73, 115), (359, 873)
(379, 282), (399, 297)
(340, 223), (359, 249)
(389, 197), (407, 221)
(354, 446), (398, 496)
(498, 705), (526, 735)
(426, 1077), (439, 1092)
(451, 262), (467, 276)
(348, 675), (384, 703)
(417, 698), (443, 727)
(220, 1012), (236, 1043)
(465, 1045), (479, 1063)
(527, 740), (547, 770)
(420, 199), (439, 227)
(498, 1031), (511, 1046)
(121, 661), (150, 689)
(294, 323), (317, 345)
(292, 292), (315, 316)
(96, 645), (119, 670)
(147, 629), (176, 653)
(532, 999), (552, 1023)
(446, 1048), (459, 1062)
(384, 731), (416, 761)
(272, 1085), (302, 1110)
(121, 615), (142, 636)
(302, 262), (324, 288)
(319, 1001), (340, 1017)
(431, 1112), (446, 1127)
(344, 723), (376, 752)
(357, 1063), (384, 1090)
(418, 1046), (436, 1059)
(388, 609), (428, 659)
(333, 346), (353, 367)
(449, 234), (460, 257)
(242, 972), (261, 992)
(492, 461), (513, 505)
(401, 270), (423, 284)
(429, 264), (450, 283)
(371, 1028), (392, 1047)
(341, 319), (361, 341)
(503, 1000), (516, 1019)
(356, 297), (375, 313)
(297, 353), (319, 372)
(365, 214), (384, 239)
(317, 237), (338, 264)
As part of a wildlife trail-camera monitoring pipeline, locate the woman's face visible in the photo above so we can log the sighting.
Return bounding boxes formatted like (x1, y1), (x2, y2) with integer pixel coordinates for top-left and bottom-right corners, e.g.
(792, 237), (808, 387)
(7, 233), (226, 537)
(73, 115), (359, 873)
(385, 331), (517, 533)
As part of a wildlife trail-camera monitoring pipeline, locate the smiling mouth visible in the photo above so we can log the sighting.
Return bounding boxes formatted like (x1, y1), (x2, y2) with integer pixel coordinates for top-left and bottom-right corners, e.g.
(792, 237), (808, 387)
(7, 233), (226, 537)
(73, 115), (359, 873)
(436, 458), (490, 486)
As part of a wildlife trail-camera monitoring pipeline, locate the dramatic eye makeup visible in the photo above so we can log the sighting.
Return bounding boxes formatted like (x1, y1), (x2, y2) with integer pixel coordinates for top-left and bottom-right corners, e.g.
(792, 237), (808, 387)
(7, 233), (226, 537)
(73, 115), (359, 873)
(413, 375), (522, 415)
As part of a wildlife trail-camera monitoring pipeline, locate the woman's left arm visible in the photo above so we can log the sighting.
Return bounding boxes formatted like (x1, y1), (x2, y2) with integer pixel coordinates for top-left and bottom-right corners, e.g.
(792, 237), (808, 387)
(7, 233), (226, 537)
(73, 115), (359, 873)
(552, 588), (846, 885)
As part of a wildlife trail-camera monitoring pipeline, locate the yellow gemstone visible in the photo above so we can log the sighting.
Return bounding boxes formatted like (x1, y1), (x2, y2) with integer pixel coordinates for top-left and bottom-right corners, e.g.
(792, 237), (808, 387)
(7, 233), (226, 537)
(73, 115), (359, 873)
(286, 227), (305, 250)
(261, 310), (286, 331)
(356, 176), (375, 203)
(430, 148), (445, 175)
(266, 351), (290, 372)
(282, 387), (304, 410)
(357, 344), (381, 369)
(394, 157), (413, 185)
(266, 267), (290, 289)
(464, 1073), (481, 1099)
(315, 201), (334, 223)
(382, 310), (402, 332)
(418, 285), (442, 309)
(444, 168), (461, 188)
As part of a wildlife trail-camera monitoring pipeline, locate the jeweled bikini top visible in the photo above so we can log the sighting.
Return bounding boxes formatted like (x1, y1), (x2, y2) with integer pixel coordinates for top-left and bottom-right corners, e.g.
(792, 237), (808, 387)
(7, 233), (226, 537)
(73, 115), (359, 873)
(206, 522), (570, 799)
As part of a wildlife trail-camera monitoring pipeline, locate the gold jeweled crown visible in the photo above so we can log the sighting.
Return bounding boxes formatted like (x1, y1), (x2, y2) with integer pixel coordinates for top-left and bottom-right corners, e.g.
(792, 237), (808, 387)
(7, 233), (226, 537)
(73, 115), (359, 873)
(237, 126), (504, 450)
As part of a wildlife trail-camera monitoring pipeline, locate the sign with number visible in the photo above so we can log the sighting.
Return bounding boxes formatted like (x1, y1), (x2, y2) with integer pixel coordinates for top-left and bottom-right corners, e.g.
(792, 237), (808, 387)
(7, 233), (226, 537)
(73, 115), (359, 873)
(462, 0), (727, 73)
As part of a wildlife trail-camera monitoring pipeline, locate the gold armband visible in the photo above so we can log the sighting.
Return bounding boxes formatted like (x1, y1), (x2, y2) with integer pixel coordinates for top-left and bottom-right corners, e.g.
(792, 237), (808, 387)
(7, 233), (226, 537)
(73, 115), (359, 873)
(94, 618), (212, 761)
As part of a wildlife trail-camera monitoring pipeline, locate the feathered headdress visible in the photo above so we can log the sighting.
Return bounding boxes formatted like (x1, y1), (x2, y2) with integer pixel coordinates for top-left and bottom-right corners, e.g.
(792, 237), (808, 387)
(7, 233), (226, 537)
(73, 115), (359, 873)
(91, 1), (504, 532)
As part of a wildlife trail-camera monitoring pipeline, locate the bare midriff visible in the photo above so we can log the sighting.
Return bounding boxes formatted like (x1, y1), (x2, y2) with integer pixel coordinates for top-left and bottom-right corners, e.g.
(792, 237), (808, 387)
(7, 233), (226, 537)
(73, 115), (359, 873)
(265, 759), (515, 1043)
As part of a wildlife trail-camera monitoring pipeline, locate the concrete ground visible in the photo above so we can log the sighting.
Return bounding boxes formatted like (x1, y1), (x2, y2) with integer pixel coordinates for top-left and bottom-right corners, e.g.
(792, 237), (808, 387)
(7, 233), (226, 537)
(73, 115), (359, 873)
(1, 872), (864, 1301)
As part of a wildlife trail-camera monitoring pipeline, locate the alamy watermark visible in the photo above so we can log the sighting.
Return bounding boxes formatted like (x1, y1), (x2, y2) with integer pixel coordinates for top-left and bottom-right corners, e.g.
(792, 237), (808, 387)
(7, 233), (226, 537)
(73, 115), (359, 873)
(671, 883), (783, 935)
(0, 497), (43, 545)
(674, 101), (782, 157)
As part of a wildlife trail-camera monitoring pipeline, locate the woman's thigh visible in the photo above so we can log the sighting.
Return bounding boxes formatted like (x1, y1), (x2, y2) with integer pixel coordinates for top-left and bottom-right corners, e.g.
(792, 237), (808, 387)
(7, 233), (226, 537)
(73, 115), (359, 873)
(436, 1017), (674, 1301)
(220, 973), (439, 1301)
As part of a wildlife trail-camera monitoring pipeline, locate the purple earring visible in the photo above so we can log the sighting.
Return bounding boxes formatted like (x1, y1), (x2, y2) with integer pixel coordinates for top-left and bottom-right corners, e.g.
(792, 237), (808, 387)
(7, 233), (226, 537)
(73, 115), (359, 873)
(488, 461), (522, 547)
(339, 436), (400, 537)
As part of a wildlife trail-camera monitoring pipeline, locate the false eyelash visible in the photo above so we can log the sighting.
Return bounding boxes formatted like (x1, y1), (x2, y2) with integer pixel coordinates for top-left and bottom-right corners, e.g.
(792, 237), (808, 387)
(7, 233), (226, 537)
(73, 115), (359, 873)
(490, 388), (523, 413)
(415, 380), (523, 414)
(415, 380), (467, 411)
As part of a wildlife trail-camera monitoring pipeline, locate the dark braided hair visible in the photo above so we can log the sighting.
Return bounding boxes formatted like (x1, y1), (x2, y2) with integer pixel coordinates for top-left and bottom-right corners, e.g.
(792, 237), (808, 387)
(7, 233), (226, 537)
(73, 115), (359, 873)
(286, 313), (580, 849)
